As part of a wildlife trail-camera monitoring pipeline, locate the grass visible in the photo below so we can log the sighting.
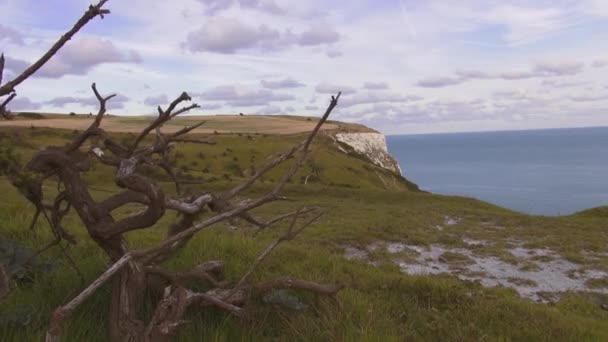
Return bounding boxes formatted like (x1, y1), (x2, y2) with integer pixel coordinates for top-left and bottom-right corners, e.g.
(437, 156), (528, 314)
(0, 113), (376, 135)
(0, 123), (607, 341)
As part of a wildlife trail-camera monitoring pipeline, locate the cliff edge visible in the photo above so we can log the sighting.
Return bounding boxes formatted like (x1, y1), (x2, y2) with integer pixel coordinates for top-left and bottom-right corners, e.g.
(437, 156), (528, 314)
(333, 132), (402, 175)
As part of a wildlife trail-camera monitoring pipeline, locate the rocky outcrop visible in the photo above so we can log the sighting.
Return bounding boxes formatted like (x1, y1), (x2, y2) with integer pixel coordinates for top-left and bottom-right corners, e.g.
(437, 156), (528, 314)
(334, 132), (402, 175)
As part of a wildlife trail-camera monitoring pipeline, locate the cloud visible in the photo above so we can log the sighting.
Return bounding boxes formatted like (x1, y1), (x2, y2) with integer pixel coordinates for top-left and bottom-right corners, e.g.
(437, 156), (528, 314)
(2, 0), (607, 134)
(454, 70), (491, 79)
(417, 61), (585, 87)
(337, 103), (435, 125)
(183, 17), (281, 54)
(33, 37), (141, 78)
(326, 50), (342, 58)
(498, 71), (538, 80)
(44, 94), (130, 110)
(315, 82), (356, 95)
(482, 5), (573, 46)
(143, 94), (169, 106)
(533, 61), (583, 76)
(107, 95), (130, 110)
(297, 26), (340, 46)
(8, 97), (42, 111)
(0, 24), (24, 45)
(256, 105), (283, 114)
(498, 62), (583, 80)
(260, 78), (305, 89)
(416, 76), (464, 88)
(541, 79), (589, 88)
(2, 56), (30, 75)
(592, 60), (607, 68)
(200, 103), (223, 110)
(363, 82), (389, 90)
(340, 92), (422, 108)
(45, 96), (99, 107)
(183, 17), (341, 54)
(196, 0), (285, 15)
(569, 94), (608, 102)
(197, 85), (295, 107)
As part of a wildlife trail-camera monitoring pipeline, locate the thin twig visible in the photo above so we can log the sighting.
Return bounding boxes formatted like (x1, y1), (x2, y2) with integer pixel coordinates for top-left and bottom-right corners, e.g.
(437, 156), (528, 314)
(0, 92), (16, 120)
(0, 0), (111, 97)
(0, 53), (5, 87)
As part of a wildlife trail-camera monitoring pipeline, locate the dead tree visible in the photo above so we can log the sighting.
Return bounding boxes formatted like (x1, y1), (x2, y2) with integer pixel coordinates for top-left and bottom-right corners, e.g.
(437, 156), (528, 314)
(0, 1), (343, 341)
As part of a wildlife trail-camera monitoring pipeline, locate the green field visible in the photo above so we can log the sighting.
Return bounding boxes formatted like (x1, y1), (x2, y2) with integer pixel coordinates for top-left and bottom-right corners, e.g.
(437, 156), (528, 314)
(1, 121), (607, 341)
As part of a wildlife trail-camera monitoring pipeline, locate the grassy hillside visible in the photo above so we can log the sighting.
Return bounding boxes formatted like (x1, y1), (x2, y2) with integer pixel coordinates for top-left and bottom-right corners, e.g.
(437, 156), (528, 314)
(0, 113), (376, 135)
(0, 119), (607, 341)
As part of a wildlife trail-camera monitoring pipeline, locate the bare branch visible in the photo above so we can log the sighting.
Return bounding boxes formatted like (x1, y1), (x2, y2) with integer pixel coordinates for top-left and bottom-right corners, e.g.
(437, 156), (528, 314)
(190, 290), (244, 316)
(45, 253), (132, 342)
(257, 206), (320, 231)
(134, 93), (341, 262)
(0, 92), (16, 120)
(253, 276), (343, 297)
(222, 142), (304, 200)
(2, 13), (344, 335)
(0, 53), (5, 88)
(223, 92), (341, 201)
(0, 0), (111, 97)
(234, 209), (323, 291)
(91, 82), (116, 124)
(170, 137), (215, 145)
(146, 260), (225, 288)
(0, 263), (10, 299)
(168, 121), (206, 139)
(131, 92), (199, 151)
(65, 83), (116, 153)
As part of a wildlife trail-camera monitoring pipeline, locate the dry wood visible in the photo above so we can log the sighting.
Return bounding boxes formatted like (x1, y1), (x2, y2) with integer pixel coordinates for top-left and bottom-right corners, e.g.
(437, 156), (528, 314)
(0, 1), (110, 97)
(0, 1), (344, 340)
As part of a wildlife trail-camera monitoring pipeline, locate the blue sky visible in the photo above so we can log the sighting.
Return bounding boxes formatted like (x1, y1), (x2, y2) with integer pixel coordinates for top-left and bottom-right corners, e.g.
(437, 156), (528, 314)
(1, 0), (608, 134)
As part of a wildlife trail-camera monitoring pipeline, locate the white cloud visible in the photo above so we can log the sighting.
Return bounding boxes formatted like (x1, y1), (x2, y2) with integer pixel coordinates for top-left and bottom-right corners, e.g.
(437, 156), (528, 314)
(143, 94), (169, 106)
(256, 105), (283, 114)
(315, 82), (356, 95)
(592, 60), (608, 68)
(183, 17), (281, 54)
(340, 92), (422, 108)
(197, 84), (295, 107)
(0, 24), (24, 45)
(363, 82), (389, 90)
(183, 17), (341, 54)
(28, 37), (142, 78)
(417, 61), (585, 87)
(260, 78), (305, 89)
(196, 0), (286, 15)
(2, 0), (608, 133)
(8, 97), (42, 111)
(297, 26), (340, 46)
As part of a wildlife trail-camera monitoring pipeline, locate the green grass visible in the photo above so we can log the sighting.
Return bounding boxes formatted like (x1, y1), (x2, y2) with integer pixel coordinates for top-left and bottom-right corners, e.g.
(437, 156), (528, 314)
(1, 126), (608, 341)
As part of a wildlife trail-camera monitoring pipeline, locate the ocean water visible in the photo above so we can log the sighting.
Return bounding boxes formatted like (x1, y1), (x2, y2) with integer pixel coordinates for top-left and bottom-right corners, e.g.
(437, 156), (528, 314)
(386, 127), (608, 216)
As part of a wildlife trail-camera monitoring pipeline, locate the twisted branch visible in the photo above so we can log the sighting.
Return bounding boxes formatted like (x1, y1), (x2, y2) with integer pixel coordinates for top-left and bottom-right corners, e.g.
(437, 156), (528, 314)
(0, 0), (111, 97)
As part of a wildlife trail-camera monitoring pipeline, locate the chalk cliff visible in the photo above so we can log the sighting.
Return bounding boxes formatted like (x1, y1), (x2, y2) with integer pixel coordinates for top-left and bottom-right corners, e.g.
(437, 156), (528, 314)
(333, 132), (402, 175)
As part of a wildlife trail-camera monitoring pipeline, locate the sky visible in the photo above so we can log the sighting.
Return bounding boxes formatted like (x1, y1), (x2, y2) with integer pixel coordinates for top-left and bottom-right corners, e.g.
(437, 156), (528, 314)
(1, 0), (608, 134)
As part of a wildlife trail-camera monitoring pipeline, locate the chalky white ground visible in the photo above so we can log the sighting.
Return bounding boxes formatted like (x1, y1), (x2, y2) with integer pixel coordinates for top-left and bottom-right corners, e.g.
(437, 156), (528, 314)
(341, 217), (608, 303)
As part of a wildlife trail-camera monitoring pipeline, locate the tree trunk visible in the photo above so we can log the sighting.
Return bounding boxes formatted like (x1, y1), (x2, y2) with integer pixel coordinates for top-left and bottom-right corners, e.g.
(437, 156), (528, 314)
(108, 264), (147, 342)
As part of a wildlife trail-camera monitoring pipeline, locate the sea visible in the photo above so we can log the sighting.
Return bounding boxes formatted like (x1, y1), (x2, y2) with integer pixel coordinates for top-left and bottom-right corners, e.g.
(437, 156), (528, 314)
(386, 127), (608, 216)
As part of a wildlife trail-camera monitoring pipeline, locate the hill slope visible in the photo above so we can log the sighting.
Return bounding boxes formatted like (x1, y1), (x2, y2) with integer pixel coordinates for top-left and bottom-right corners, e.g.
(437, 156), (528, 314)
(0, 118), (607, 341)
(0, 113), (375, 134)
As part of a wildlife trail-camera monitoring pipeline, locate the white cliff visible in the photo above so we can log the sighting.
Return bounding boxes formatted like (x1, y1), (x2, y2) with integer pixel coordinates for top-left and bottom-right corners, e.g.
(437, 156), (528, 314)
(334, 132), (402, 175)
